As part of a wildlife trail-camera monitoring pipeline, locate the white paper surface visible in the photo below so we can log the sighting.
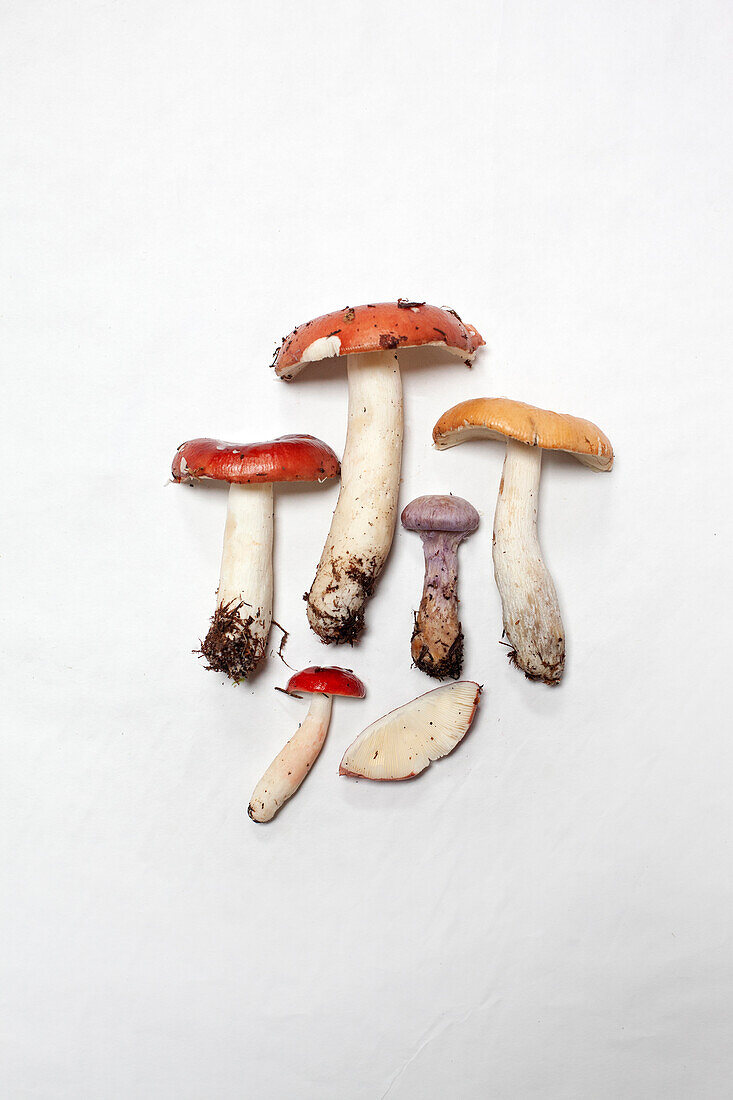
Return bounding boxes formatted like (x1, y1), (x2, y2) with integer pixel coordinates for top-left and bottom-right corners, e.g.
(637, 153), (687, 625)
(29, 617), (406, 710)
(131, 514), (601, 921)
(2, 1), (732, 1096)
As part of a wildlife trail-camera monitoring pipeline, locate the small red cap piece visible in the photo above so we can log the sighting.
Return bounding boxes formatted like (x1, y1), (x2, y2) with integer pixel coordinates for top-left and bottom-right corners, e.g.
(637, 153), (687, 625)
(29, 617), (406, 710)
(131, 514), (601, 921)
(172, 435), (340, 484)
(285, 666), (366, 698)
(273, 301), (484, 380)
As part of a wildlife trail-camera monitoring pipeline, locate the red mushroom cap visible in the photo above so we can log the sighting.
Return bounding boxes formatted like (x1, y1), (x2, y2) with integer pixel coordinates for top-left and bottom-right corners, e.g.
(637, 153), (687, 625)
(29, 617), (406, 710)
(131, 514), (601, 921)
(273, 301), (485, 380)
(285, 666), (366, 698)
(172, 435), (340, 484)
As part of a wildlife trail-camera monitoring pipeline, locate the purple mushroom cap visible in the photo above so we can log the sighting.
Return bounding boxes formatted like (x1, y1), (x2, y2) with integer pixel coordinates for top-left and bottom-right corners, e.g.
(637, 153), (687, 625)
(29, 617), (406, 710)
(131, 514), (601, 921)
(401, 495), (480, 535)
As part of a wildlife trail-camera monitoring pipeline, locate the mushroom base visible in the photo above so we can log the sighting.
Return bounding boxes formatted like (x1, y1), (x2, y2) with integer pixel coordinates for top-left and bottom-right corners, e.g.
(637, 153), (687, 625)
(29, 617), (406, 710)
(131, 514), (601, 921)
(411, 619), (464, 680)
(198, 600), (268, 681)
(306, 551), (378, 644)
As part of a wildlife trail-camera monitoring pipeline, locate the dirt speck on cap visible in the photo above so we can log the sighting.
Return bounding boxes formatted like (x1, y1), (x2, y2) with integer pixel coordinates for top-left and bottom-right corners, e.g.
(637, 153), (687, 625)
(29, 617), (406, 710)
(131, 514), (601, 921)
(379, 333), (400, 350)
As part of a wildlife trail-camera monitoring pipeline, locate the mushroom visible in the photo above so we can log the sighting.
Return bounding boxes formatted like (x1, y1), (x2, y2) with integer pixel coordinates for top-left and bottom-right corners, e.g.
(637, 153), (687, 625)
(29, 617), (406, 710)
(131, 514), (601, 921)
(401, 495), (479, 680)
(339, 681), (481, 781)
(432, 398), (613, 684)
(272, 301), (484, 645)
(172, 435), (340, 681)
(248, 666), (365, 822)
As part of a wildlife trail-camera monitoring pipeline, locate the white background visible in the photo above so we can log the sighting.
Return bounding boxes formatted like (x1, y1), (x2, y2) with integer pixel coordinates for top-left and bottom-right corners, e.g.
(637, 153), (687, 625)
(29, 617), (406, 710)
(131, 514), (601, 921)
(2, 1), (731, 1097)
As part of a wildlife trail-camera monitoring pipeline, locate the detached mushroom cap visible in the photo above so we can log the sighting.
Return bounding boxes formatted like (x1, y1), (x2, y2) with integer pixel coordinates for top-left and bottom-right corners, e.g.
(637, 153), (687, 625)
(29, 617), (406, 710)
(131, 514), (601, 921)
(272, 301), (485, 380)
(285, 666), (366, 698)
(339, 681), (482, 781)
(172, 435), (341, 484)
(401, 495), (480, 534)
(433, 398), (613, 471)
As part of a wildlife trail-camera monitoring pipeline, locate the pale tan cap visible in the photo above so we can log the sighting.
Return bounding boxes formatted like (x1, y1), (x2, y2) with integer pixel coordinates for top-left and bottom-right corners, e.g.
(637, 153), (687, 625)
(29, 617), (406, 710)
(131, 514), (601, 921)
(433, 397), (613, 471)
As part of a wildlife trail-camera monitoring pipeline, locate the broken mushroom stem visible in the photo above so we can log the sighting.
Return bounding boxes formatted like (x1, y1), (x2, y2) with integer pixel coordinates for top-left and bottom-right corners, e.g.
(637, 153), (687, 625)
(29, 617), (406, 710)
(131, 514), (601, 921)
(307, 350), (403, 643)
(204, 481), (274, 678)
(248, 692), (332, 823)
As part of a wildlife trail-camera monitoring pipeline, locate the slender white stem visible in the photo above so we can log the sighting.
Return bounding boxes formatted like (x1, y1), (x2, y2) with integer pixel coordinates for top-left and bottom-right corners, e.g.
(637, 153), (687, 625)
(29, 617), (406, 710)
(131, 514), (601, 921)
(307, 350), (403, 643)
(248, 693), (333, 822)
(201, 481), (274, 680)
(492, 440), (565, 683)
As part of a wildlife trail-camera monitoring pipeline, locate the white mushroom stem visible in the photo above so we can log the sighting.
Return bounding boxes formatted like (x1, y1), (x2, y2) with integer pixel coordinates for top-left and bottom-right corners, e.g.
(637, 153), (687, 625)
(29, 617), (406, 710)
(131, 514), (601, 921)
(492, 440), (565, 684)
(307, 350), (403, 643)
(248, 693), (333, 822)
(200, 482), (274, 680)
(218, 481), (274, 620)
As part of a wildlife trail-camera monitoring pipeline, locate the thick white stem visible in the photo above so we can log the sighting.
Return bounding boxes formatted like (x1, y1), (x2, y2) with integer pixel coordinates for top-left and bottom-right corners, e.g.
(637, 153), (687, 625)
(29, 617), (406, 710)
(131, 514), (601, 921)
(492, 440), (565, 683)
(307, 350), (403, 643)
(200, 482), (274, 680)
(218, 482), (274, 615)
(248, 693), (333, 822)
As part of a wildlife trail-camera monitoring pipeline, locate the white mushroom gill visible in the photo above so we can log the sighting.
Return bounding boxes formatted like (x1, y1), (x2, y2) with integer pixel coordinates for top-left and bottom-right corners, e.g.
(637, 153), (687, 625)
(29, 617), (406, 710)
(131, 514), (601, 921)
(339, 681), (480, 781)
(248, 692), (333, 822)
(307, 350), (403, 643)
(492, 440), (564, 683)
(201, 481), (274, 679)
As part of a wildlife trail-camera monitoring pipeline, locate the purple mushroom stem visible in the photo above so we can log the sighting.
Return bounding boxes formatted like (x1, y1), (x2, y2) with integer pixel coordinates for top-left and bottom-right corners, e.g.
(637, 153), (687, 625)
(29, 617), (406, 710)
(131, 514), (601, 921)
(401, 495), (479, 680)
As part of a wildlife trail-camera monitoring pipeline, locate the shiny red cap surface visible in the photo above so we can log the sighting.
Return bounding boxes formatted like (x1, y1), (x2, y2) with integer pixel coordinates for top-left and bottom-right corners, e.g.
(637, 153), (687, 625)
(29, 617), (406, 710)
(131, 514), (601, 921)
(172, 435), (340, 484)
(285, 666), (366, 698)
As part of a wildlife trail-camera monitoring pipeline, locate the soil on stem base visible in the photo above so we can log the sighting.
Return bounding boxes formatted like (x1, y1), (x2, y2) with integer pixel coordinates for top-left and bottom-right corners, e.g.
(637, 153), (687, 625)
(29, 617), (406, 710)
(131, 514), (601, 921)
(197, 600), (266, 680)
(306, 552), (379, 644)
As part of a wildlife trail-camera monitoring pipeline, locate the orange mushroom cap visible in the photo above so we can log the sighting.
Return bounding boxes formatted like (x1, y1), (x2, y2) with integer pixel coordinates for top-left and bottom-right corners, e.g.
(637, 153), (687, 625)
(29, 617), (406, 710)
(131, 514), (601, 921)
(272, 301), (484, 381)
(433, 398), (613, 472)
